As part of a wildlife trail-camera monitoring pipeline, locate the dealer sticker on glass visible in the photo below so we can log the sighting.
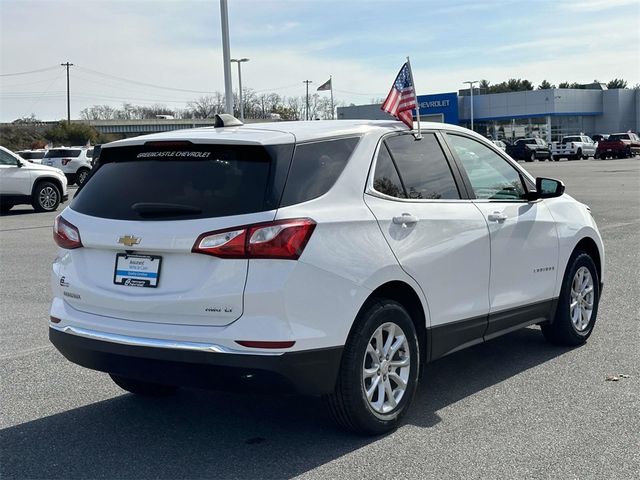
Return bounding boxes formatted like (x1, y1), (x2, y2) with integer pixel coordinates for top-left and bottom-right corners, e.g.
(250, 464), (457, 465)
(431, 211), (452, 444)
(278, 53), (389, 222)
(114, 253), (162, 288)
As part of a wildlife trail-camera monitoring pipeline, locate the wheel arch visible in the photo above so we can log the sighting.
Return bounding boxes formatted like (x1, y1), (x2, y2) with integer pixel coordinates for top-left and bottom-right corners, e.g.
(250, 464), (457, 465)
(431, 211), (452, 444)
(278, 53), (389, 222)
(355, 281), (430, 370)
(573, 236), (602, 293)
(31, 176), (63, 198)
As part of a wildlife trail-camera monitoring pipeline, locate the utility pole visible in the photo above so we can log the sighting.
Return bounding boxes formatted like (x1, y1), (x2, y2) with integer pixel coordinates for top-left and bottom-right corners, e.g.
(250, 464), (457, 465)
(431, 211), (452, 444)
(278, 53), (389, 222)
(463, 80), (479, 131)
(303, 80), (313, 120)
(220, 0), (233, 114)
(61, 62), (73, 124)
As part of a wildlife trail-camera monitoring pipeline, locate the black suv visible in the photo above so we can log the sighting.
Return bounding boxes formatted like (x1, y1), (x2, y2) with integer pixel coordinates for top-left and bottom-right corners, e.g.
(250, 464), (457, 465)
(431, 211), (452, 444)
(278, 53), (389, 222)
(506, 138), (551, 162)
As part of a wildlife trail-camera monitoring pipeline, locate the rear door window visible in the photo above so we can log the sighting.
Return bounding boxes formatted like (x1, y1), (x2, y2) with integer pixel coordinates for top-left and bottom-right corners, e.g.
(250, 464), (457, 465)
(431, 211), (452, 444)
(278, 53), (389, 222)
(72, 143), (293, 220)
(384, 133), (460, 200)
(279, 137), (360, 206)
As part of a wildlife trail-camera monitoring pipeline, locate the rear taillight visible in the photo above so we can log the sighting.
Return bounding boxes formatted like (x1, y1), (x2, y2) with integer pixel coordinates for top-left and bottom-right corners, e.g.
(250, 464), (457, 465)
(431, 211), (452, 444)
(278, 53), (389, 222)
(61, 158), (72, 165)
(192, 218), (316, 260)
(53, 216), (82, 249)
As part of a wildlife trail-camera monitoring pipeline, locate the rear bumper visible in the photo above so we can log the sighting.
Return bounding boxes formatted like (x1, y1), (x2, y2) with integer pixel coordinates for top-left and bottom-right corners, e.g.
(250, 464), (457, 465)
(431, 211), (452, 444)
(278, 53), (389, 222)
(49, 326), (342, 396)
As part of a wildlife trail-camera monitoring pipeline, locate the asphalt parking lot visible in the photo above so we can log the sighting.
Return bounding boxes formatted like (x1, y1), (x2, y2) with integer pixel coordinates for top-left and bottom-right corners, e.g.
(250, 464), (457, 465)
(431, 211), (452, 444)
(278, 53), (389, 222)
(1, 158), (639, 479)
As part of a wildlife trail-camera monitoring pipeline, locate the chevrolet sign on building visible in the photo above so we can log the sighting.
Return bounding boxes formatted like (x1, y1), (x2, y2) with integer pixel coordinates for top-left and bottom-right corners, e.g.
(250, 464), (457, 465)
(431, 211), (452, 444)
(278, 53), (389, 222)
(415, 92), (459, 124)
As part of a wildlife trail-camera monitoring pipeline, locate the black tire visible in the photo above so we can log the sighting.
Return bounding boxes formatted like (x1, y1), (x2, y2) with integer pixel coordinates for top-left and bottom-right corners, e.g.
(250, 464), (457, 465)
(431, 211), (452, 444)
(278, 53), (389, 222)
(552, 155), (559, 162)
(625, 148), (632, 158)
(32, 181), (61, 212)
(528, 151), (536, 162)
(110, 374), (178, 396)
(325, 298), (420, 435)
(0, 203), (13, 214)
(541, 251), (600, 346)
(76, 168), (90, 186)
(576, 148), (583, 160)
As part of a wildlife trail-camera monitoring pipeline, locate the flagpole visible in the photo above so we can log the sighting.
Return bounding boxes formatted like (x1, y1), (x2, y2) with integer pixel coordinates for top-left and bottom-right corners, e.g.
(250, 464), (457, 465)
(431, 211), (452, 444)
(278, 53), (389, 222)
(405, 56), (422, 139)
(330, 75), (334, 120)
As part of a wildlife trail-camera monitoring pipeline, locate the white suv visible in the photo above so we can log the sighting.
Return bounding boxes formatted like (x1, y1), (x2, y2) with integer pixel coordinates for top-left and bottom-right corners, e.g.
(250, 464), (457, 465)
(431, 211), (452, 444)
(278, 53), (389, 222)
(42, 147), (92, 185)
(0, 146), (68, 213)
(49, 118), (604, 434)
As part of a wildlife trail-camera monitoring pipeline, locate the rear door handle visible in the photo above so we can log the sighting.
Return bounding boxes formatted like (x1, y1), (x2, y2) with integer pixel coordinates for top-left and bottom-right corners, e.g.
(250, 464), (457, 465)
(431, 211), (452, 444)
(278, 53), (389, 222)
(487, 212), (508, 223)
(392, 213), (419, 226)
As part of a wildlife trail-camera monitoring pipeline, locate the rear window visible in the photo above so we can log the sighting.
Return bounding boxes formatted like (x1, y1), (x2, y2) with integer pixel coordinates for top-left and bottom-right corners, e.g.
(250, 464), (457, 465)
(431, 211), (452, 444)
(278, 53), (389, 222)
(72, 143), (293, 221)
(279, 137), (360, 207)
(608, 134), (629, 141)
(44, 149), (81, 158)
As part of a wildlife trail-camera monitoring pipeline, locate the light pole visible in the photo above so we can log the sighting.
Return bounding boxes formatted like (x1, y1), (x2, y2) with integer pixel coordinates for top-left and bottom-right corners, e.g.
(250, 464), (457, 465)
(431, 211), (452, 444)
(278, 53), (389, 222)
(231, 58), (249, 121)
(219, 0), (233, 114)
(463, 80), (479, 131)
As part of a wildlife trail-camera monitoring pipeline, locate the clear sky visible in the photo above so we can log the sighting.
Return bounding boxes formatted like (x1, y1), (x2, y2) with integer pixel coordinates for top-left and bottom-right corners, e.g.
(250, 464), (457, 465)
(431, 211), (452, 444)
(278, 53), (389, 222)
(1, 0), (639, 122)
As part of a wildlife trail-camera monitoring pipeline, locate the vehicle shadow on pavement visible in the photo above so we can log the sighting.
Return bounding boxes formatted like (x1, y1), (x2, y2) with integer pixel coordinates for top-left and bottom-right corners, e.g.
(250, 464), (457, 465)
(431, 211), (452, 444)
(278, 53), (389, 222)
(0, 327), (570, 479)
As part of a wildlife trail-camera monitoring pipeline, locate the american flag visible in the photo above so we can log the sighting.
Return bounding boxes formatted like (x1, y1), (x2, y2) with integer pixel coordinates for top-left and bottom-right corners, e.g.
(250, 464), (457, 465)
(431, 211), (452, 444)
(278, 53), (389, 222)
(381, 62), (416, 129)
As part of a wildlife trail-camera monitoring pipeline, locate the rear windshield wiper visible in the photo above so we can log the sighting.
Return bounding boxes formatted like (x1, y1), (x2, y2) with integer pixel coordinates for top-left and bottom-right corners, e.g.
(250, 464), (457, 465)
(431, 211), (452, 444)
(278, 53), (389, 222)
(131, 202), (203, 217)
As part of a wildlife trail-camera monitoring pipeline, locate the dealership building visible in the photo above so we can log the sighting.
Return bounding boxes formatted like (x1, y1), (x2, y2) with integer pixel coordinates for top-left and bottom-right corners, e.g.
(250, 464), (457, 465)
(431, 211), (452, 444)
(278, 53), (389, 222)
(337, 86), (640, 142)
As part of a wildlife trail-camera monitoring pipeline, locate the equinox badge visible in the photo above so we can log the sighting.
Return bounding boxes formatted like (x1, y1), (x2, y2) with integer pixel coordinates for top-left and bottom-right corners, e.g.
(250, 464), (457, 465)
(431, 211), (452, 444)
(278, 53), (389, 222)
(118, 235), (141, 247)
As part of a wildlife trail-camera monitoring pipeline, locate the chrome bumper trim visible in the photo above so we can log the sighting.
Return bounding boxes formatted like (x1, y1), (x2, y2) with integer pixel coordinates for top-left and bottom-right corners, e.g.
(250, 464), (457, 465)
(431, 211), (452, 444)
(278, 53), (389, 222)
(49, 324), (283, 356)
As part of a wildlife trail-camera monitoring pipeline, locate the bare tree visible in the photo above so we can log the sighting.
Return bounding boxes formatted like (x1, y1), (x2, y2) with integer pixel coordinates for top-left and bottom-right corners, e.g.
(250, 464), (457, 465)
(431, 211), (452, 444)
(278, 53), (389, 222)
(187, 94), (225, 119)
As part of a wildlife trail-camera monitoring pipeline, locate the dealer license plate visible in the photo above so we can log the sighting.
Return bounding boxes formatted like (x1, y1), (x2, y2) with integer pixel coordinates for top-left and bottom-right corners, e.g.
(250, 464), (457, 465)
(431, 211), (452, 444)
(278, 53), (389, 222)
(114, 253), (162, 288)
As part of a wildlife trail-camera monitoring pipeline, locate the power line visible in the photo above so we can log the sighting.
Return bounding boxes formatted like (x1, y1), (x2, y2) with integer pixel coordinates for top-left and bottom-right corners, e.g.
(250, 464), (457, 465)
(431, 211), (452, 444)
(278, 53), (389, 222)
(0, 76), (64, 88)
(0, 66), (59, 77)
(76, 66), (214, 94)
(334, 88), (384, 97)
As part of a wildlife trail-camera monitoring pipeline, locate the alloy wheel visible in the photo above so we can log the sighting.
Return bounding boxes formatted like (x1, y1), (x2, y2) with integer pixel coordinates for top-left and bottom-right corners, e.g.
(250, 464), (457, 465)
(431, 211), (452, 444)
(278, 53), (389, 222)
(570, 266), (595, 332)
(39, 186), (58, 210)
(362, 322), (410, 414)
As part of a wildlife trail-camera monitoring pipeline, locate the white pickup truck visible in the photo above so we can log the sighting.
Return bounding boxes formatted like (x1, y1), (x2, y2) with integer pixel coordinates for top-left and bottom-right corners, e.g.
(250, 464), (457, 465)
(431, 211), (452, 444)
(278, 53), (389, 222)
(551, 135), (596, 161)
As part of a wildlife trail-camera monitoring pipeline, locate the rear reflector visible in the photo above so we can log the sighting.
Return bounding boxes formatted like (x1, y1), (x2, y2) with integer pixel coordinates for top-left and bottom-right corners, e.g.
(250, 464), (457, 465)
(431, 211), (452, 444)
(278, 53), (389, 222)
(235, 340), (296, 349)
(192, 218), (316, 260)
(53, 215), (82, 249)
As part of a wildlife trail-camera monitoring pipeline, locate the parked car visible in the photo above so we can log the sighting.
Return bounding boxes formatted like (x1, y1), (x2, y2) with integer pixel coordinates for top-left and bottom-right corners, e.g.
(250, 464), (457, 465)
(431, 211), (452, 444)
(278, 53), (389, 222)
(591, 134), (608, 144)
(0, 145), (68, 213)
(16, 149), (47, 164)
(596, 132), (640, 159)
(505, 137), (551, 162)
(49, 117), (604, 435)
(491, 140), (507, 151)
(551, 135), (596, 161)
(41, 147), (92, 186)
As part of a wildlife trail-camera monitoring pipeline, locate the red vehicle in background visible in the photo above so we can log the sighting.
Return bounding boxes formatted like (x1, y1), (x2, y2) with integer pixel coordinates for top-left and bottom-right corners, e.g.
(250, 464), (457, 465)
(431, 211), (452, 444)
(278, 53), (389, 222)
(596, 132), (640, 159)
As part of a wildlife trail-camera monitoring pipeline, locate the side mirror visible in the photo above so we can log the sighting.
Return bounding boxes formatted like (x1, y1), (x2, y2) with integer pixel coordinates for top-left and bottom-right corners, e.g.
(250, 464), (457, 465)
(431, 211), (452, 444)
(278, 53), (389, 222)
(16, 159), (22, 168)
(527, 177), (565, 200)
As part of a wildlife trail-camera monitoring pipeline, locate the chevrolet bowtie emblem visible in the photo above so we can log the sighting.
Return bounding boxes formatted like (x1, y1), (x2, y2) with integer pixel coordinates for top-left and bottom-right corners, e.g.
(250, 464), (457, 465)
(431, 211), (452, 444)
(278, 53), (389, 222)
(118, 235), (141, 247)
